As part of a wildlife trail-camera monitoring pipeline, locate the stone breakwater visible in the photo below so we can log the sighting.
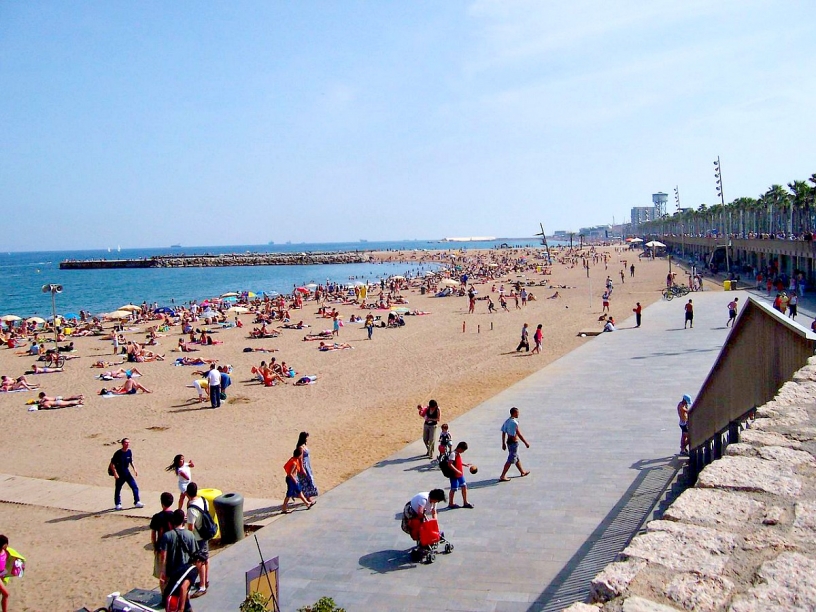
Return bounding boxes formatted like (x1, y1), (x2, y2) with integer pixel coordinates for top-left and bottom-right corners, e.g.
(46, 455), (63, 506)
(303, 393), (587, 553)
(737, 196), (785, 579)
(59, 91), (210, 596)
(59, 252), (372, 269)
(565, 357), (816, 612)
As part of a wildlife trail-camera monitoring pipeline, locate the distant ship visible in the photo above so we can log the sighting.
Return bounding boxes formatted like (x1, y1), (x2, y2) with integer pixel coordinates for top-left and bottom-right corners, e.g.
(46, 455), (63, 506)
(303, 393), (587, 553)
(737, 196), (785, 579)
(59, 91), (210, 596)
(268, 241), (275, 245)
(359, 239), (368, 243)
(285, 241), (292, 245)
(171, 244), (182, 248)
(441, 236), (496, 242)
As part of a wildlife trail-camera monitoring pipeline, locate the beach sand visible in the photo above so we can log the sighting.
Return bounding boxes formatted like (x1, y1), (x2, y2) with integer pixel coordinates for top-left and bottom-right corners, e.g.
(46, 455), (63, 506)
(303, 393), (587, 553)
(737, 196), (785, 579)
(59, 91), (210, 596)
(0, 246), (696, 609)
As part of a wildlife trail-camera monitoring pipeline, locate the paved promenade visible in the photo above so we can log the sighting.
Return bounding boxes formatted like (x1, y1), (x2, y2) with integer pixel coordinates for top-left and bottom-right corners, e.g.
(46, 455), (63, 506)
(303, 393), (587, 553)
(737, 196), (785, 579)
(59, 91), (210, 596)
(195, 291), (736, 612)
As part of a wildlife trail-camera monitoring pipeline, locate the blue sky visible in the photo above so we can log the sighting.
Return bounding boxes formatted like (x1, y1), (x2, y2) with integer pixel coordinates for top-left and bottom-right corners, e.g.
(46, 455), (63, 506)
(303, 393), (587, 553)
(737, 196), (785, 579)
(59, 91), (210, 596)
(1, 1), (814, 250)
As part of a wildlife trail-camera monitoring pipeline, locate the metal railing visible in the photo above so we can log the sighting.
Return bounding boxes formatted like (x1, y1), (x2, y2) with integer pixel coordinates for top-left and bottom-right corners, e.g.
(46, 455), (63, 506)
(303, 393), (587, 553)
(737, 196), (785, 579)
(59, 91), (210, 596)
(688, 296), (816, 477)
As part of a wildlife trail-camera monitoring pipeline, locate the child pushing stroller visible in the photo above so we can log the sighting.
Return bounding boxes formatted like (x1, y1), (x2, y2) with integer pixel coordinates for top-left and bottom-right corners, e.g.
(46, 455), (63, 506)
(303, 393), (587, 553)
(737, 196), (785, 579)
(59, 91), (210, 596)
(401, 489), (454, 564)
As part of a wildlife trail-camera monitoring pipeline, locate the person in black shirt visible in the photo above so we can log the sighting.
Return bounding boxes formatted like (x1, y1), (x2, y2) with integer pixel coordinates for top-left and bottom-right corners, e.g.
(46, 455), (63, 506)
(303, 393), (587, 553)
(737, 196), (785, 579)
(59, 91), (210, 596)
(109, 438), (143, 510)
(150, 492), (175, 586)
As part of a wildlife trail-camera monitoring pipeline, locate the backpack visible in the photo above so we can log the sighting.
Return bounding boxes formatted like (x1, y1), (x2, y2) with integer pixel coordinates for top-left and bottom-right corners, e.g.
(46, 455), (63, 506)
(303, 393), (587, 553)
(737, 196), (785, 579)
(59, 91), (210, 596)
(438, 451), (456, 479)
(191, 500), (217, 541)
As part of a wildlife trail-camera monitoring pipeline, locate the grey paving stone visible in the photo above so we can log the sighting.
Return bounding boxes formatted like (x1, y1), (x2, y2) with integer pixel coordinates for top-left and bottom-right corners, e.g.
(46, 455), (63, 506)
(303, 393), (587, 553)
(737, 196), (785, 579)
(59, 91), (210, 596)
(197, 293), (733, 612)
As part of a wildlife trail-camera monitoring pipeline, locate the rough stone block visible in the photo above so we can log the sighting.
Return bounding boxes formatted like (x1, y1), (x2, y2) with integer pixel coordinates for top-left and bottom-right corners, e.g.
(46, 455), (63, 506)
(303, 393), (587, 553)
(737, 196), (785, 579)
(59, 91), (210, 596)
(741, 530), (797, 552)
(622, 521), (736, 577)
(697, 456), (802, 498)
(590, 559), (646, 602)
(739, 430), (801, 449)
(756, 445), (815, 466)
(561, 603), (601, 612)
(724, 443), (758, 457)
(665, 573), (734, 612)
(793, 501), (816, 537)
(622, 596), (683, 612)
(729, 552), (816, 612)
(663, 488), (763, 529)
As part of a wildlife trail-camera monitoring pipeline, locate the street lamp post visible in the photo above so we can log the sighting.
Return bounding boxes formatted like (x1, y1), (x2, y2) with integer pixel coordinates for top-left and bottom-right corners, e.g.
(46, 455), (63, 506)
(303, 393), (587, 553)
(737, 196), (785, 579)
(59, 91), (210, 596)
(42, 284), (63, 349)
(714, 157), (725, 206)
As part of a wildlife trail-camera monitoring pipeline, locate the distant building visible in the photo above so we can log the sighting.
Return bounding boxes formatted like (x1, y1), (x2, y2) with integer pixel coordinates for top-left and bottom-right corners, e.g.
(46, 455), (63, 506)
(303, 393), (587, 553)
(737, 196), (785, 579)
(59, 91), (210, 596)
(579, 225), (612, 240)
(652, 192), (668, 217)
(630, 206), (656, 226)
(553, 230), (568, 239)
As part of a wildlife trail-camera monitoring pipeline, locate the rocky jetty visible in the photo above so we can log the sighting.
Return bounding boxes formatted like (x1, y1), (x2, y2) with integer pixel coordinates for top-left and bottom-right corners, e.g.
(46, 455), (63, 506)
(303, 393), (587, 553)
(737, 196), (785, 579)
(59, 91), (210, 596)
(564, 357), (816, 612)
(60, 252), (371, 269)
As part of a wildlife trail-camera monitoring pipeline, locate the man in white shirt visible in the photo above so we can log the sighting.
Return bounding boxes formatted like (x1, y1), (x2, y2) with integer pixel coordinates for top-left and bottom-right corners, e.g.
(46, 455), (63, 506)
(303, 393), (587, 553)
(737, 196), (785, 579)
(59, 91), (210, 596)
(410, 489), (446, 520)
(206, 363), (221, 409)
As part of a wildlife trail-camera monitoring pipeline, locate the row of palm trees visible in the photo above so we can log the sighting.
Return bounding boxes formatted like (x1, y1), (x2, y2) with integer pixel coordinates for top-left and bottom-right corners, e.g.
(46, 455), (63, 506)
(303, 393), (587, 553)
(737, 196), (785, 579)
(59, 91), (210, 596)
(639, 173), (816, 238)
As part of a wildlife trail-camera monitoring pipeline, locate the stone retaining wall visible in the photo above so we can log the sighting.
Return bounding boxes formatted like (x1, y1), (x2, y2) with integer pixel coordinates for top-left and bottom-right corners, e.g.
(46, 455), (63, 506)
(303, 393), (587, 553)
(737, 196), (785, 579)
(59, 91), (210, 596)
(564, 357), (816, 612)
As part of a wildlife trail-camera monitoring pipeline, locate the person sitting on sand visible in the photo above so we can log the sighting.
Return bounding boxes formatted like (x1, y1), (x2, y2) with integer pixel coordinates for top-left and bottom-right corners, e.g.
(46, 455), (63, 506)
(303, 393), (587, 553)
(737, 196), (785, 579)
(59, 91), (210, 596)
(36, 392), (84, 409)
(177, 338), (198, 352)
(603, 317), (616, 332)
(100, 367), (143, 380)
(31, 364), (63, 374)
(548, 291), (560, 299)
(1, 375), (39, 391)
(317, 342), (353, 351)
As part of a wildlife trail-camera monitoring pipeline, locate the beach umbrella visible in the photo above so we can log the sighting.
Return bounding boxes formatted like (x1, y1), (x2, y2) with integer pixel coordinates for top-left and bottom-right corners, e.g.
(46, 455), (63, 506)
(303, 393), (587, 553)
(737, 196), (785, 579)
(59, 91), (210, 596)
(645, 240), (666, 248)
(305, 283), (318, 289)
(106, 310), (132, 320)
(628, 238), (644, 243)
(390, 275), (405, 280)
(1, 314), (22, 322)
(62, 312), (80, 319)
(246, 292), (257, 298)
(221, 292), (240, 298)
(200, 309), (217, 318)
(26, 316), (46, 325)
(227, 306), (250, 314)
(222, 296), (238, 303)
(295, 287), (310, 294)
(118, 304), (141, 312)
(153, 307), (175, 315)
(439, 279), (460, 287)
(264, 291), (280, 297)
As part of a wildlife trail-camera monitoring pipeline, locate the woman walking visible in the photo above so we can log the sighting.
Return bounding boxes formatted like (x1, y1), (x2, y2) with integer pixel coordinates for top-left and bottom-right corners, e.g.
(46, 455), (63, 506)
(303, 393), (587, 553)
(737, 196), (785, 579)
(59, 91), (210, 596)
(296, 432), (319, 503)
(165, 454), (194, 509)
(531, 324), (543, 354)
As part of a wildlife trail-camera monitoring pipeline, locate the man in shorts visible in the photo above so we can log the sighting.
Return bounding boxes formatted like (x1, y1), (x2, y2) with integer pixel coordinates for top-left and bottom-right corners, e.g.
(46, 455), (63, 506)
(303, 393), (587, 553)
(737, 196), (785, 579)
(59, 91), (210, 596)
(158, 509), (199, 611)
(677, 394), (692, 456)
(499, 407), (531, 481)
(447, 441), (474, 509)
(185, 483), (210, 596)
(726, 297), (739, 327)
(684, 299), (694, 329)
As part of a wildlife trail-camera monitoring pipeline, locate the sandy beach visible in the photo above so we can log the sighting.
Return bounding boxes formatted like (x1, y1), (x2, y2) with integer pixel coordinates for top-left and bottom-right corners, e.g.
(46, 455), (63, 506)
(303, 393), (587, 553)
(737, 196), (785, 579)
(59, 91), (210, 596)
(0, 246), (697, 609)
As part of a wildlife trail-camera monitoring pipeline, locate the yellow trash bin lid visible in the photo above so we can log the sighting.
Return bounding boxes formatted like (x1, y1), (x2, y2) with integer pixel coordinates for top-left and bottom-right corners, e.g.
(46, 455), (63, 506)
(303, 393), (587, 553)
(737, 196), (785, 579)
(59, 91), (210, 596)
(198, 488), (223, 538)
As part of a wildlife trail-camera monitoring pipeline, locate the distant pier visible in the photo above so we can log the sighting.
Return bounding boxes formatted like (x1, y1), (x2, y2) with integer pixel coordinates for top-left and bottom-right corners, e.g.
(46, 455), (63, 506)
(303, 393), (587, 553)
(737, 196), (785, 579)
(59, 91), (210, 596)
(59, 252), (372, 270)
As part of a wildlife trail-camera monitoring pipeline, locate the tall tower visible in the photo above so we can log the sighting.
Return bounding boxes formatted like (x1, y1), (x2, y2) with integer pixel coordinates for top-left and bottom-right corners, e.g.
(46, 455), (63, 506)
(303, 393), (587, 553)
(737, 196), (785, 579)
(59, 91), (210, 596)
(652, 192), (668, 217)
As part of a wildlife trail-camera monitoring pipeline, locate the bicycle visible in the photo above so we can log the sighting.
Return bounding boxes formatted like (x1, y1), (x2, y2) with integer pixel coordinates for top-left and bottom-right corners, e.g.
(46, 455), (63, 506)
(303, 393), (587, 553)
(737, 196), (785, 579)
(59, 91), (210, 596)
(662, 285), (690, 300)
(44, 351), (65, 368)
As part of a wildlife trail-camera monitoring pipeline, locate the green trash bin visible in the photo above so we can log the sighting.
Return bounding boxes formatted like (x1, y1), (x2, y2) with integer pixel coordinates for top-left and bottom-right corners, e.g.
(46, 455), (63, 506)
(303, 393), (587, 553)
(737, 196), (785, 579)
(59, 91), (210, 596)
(214, 492), (244, 544)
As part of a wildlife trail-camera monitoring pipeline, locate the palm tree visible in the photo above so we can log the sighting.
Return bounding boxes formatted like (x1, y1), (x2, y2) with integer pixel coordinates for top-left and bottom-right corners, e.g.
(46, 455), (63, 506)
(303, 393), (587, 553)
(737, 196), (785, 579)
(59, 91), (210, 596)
(764, 184), (792, 235)
(788, 180), (814, 232)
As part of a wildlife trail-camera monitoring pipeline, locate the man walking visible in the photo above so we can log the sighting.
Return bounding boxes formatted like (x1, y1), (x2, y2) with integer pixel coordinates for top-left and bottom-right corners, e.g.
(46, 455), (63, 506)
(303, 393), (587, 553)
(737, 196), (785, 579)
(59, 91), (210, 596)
(516, 323), (530, 352)
(417, 400), (441, 460)
(633, 302), (642, 328)
(630, 264), (635, 278)
(109, 438), (144, 510)
(206, 363), (221, 409)
(726, 297), (739, 327)
(499, 407), (530, 481)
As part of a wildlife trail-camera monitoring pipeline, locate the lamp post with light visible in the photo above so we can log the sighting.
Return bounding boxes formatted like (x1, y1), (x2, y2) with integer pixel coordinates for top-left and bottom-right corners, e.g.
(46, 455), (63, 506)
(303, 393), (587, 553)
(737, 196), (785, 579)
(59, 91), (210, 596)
(42, 284), (63, 350)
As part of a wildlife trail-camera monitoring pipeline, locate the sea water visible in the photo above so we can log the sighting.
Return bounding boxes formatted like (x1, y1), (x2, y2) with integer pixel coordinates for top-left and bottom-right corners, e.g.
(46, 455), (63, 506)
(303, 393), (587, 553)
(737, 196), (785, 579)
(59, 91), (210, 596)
(0, 238), (543, 317)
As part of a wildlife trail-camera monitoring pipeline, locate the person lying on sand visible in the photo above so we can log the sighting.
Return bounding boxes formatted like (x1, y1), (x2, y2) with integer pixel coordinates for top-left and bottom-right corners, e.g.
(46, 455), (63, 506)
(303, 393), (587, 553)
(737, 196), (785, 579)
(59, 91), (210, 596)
(317, 342), (353, 351)
(1, 375), (39, 391)
(242, 347), (278, 353)
(99, 367), (143, 380)
(34, 392), (84, 410)
(294, 375), (317, 386)
(174, 357), (216, 366)
(303, 331), (333, 341)
(31, 364), (63, 374)
(91, 360), (124, 368)
(281, 321), (309, 329)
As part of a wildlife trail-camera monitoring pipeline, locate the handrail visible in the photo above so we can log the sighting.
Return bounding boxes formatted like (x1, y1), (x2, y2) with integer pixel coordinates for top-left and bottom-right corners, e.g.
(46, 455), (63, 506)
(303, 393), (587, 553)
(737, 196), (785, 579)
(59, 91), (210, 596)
(688, 296), (816, 476)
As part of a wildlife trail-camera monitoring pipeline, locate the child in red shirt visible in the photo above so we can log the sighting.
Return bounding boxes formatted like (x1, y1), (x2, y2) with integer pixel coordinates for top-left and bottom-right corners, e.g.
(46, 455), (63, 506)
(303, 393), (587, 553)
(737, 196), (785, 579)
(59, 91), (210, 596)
(282, 448), (314, 514)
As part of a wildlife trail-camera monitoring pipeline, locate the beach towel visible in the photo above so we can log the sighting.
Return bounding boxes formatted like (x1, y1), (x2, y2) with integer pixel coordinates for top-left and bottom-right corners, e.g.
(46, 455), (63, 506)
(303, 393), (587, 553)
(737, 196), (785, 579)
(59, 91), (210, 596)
(0, 388), (33, 393)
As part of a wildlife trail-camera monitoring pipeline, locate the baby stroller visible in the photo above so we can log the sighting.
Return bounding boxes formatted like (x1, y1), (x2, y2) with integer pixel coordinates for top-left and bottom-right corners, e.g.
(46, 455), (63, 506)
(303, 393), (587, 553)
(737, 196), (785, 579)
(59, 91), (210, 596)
(401, 503), (453, 564)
